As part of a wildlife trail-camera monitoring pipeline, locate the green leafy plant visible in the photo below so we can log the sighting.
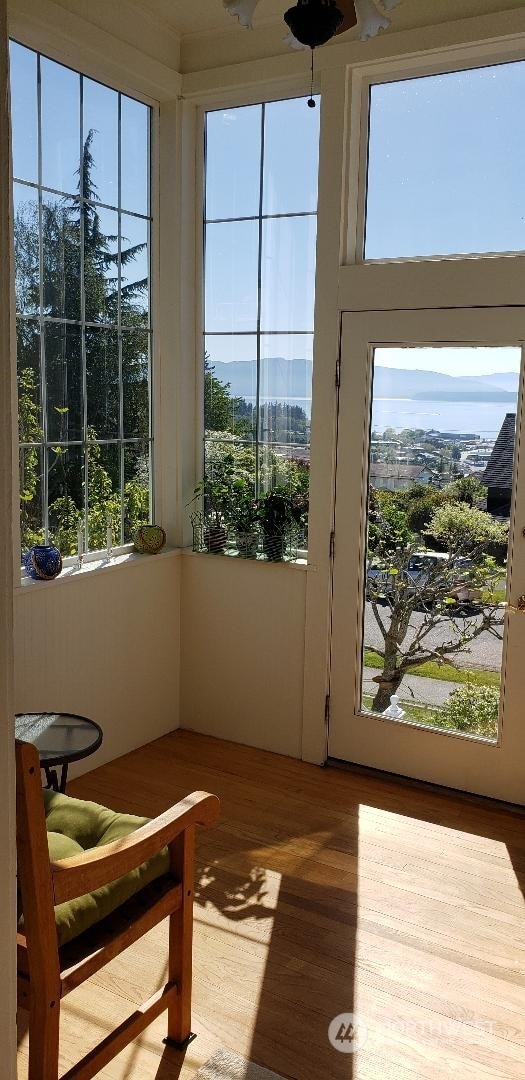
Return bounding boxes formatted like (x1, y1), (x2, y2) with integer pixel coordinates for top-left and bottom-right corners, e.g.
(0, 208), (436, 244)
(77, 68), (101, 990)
(257, 488), (307, 562)
(439, 684), (500, 738)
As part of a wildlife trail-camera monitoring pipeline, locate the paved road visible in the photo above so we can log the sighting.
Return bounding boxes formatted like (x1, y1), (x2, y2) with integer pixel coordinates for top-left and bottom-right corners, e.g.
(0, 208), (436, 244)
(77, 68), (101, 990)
(362, 667), (458, 706)
(363, 602), (504, 671)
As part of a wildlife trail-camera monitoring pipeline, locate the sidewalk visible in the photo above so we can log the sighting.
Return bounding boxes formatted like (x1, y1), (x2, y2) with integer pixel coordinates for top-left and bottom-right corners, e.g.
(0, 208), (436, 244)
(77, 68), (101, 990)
(363, 667), (459, 707)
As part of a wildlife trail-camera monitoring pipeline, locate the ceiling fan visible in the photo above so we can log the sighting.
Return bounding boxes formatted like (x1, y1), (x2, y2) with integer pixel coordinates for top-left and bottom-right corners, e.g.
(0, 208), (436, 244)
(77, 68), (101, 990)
(223, 0), (402, 48)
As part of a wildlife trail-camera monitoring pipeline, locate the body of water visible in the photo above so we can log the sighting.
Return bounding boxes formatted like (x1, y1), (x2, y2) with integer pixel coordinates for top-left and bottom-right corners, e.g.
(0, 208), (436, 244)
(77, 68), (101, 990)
(371, 398), (518, 438)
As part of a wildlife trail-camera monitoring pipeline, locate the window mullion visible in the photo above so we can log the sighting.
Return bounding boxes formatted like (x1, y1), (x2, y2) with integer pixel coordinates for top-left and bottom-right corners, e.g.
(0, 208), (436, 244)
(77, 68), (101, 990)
(255, 103), (265, 500)
(36, 53), (49, 545)
(118, 92), (125, 546)
(80, 72), (88, 553)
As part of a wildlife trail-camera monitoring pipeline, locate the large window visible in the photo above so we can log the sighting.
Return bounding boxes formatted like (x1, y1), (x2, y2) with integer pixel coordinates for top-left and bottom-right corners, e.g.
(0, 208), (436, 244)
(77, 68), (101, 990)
(365, 61), (525, 260)
(10, 42), (152, 559)
(201, 98), (319, 559)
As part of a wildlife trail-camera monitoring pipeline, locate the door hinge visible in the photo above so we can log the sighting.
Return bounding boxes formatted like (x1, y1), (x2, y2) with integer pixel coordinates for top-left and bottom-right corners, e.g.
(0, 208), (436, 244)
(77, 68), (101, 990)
(335, 355), (341, 389)
(329, 530), (335, 560)
(324, 694), (331, 726)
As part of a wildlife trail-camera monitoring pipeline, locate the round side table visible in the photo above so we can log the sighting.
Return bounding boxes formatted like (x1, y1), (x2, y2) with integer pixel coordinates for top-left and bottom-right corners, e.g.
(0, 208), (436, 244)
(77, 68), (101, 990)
(15, 712), (103, 792)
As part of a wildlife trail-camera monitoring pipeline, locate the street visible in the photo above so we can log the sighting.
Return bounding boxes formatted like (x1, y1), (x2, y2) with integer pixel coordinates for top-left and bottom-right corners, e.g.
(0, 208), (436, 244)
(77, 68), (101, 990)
(363, 601), (504, 671)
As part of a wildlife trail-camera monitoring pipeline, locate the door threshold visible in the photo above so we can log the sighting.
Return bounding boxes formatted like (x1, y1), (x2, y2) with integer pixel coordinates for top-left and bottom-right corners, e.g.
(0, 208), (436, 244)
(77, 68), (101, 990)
(326, 756), (525, 815)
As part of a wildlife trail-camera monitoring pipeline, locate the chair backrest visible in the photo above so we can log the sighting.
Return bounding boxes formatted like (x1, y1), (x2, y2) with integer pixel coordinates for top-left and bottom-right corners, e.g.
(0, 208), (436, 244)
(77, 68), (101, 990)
(16, 739), (61, 995)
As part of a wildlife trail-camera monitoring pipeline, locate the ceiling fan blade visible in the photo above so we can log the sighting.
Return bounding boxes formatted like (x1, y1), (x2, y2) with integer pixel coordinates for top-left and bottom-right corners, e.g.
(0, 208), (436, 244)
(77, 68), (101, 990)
(335, 0), (358, 35)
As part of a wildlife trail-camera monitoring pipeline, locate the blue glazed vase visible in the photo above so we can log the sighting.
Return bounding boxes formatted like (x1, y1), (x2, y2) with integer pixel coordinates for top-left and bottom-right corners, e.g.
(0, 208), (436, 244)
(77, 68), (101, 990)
(24, 544), (62, 581)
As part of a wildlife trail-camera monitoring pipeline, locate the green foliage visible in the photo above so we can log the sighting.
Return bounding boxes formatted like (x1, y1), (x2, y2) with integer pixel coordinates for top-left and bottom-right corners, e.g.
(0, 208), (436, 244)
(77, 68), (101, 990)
(405, 490), (447, 535)
(257, 487), (307, 535)
(447, 475), (487, 507)
(425, 502), (509, 558)
(439, 684), (500, 738)
(367, 489), (413, 555)
(15, 131), (150, 560)
(204, 356), (253, 438)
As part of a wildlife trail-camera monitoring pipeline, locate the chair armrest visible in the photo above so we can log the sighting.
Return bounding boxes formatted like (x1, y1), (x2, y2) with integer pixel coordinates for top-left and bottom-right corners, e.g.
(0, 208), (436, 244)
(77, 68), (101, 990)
(50, 790), (219, 904)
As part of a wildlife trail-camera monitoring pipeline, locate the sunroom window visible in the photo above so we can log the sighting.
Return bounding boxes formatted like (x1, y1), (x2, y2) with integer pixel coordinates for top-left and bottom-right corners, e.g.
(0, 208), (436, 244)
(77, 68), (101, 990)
(10, 41), (152, 560)
(365, 60), (525, 261)
(200, 97), (319, 560)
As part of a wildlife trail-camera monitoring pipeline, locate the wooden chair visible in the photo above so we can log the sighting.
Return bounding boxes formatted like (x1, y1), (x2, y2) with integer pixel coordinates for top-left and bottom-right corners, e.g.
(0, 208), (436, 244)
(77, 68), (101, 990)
(15, 739), (220, 1080)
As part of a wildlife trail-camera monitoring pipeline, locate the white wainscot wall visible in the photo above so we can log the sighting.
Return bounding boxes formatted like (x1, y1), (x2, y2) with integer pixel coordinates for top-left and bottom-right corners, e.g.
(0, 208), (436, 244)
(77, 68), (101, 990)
(14, 550), (182, 777)
(180, 552), (307, 759)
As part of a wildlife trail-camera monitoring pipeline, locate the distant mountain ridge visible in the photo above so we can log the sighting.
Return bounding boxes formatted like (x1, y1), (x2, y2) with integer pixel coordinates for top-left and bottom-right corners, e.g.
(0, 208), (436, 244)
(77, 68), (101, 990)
(210, 359), (519, 410)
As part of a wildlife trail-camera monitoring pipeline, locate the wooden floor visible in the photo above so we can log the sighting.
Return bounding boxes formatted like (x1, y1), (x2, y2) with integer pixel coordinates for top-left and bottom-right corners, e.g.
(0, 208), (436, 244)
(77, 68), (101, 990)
(17, 730), (525, 1080)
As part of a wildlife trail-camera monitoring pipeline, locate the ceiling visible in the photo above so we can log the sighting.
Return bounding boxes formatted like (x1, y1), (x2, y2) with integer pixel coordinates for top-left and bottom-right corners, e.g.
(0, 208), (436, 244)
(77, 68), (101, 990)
(144, 0), (290, 37)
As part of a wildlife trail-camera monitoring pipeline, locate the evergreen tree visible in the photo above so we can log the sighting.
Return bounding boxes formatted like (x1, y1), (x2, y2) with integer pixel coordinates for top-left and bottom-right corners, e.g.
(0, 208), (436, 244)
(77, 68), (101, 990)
(15, 130), (150, 555)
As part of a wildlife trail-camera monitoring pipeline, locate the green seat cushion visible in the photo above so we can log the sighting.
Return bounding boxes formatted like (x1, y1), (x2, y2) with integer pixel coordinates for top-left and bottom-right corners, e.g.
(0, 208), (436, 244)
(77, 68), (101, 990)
(43, 788), (169, 947)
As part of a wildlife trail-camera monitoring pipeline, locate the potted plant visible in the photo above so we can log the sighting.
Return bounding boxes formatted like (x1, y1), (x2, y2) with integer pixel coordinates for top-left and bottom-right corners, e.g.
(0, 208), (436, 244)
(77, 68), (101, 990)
(257, 488), (307, 562)
(230, 487), (259, 559)
(189, 476), (231, 554)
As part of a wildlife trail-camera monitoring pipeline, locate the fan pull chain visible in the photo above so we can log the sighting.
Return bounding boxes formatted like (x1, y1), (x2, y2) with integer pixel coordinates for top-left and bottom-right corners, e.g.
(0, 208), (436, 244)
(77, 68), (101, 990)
(308, 48), (316, 108)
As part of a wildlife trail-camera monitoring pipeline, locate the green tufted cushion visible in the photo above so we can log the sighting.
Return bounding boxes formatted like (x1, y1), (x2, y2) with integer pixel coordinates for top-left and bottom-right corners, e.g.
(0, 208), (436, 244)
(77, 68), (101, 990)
(43, 788), (169, 947)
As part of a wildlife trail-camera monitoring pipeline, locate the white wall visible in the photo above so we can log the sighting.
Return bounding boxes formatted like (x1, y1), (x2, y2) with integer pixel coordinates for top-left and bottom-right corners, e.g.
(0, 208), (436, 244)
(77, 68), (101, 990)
(14, 552), (182, 777)
(180, 553), (307, 758)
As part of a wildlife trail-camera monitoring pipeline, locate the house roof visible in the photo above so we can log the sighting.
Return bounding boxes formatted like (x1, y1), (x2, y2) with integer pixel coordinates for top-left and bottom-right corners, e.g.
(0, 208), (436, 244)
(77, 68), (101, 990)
(370, 463), (429, 479)
(482, 413), (516, 489)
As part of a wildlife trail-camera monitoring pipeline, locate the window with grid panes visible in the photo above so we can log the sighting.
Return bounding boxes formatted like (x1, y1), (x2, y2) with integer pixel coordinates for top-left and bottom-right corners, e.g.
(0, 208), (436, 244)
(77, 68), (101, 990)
(202, 97), (319, 557)
(10, 41), (152, 560)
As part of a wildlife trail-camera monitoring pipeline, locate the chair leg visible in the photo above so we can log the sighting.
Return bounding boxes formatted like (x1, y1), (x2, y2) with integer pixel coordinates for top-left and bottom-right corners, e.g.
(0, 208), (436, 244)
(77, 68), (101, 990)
(165, 827), (195, 1050)
(28, 995), (60, 1080)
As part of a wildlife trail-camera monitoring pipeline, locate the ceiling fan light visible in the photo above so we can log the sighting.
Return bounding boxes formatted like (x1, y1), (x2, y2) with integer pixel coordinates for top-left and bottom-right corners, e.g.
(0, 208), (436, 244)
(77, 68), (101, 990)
(223, 0), (260, 30)
(283, 30), (310, 50)
(284, 0), (344, 49)
(354, 0), (390, 40)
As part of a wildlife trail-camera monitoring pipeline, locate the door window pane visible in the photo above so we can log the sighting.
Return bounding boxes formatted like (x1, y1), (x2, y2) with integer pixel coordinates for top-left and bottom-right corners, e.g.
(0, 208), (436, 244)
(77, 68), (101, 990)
(366, 63), (525, 260)
(362, 345), (521, 740)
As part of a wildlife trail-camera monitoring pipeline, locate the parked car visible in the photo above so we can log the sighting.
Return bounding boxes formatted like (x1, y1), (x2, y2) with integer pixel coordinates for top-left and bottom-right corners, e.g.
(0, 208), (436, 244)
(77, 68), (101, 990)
(367, 551), (481, 609)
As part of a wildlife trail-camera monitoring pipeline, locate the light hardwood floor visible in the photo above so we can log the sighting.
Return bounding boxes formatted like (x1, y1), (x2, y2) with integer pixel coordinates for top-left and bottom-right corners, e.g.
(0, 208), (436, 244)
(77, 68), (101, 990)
(17, 730), (525, 1080)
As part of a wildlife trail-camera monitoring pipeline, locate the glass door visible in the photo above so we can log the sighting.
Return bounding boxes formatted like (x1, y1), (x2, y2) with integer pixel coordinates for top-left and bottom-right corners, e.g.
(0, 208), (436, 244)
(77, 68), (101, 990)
(328, 307), (525, 803)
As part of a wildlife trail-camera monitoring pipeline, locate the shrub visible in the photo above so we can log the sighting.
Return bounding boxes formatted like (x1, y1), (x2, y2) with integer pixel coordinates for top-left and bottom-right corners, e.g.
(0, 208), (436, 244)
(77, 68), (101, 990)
(440, 684), (500, 738)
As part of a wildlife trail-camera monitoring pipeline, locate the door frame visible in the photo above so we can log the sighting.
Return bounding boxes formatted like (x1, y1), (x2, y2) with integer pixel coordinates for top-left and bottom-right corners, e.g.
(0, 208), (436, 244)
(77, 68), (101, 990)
(327, 305), (525, 804)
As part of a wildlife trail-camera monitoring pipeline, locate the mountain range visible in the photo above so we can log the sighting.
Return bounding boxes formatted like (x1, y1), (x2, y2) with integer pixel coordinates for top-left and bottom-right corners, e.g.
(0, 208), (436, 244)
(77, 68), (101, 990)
(210, 359), (519, 411)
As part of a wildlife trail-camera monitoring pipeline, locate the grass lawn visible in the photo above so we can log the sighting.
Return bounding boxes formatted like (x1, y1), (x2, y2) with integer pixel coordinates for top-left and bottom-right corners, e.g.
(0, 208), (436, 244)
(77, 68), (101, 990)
(363, 649), (500, 688)
(362, 693), (442, 727)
